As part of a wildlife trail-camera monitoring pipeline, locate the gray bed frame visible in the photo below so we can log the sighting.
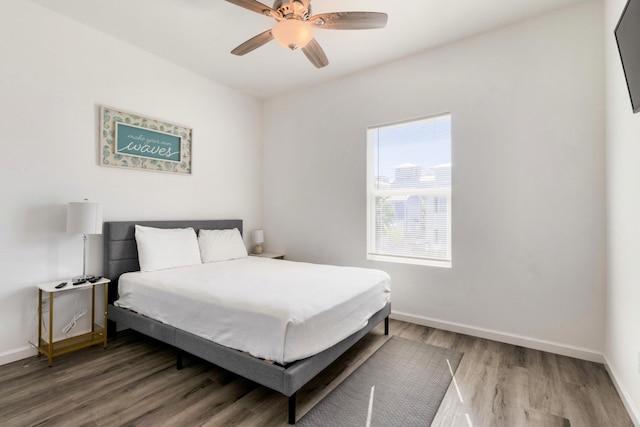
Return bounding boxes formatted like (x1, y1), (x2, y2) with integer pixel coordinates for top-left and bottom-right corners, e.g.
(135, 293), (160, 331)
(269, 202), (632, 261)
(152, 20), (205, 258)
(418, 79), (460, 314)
(103, 220), (390, 424)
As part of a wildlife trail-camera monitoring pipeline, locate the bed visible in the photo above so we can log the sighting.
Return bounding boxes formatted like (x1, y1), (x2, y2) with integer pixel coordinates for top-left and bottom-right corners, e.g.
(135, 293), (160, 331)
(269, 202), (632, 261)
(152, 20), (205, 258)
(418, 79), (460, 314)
(103, 219), (391, 424)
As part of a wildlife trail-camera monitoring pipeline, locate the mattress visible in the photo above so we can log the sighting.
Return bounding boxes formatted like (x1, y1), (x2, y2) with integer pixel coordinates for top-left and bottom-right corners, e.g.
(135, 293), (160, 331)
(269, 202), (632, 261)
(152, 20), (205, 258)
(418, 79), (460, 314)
(115, 256), (391, 364)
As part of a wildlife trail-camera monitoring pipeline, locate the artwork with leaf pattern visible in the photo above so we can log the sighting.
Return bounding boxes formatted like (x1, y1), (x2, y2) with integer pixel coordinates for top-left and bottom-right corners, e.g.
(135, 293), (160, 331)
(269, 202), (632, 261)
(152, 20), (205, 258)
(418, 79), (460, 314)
(100, 106), (192, 175)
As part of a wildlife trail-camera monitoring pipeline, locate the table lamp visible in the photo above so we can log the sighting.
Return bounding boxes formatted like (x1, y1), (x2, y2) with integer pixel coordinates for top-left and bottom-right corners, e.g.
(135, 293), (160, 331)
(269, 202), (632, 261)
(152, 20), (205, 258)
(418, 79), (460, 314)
(252, 230), (264, 254)
(66, 200), (102, 282)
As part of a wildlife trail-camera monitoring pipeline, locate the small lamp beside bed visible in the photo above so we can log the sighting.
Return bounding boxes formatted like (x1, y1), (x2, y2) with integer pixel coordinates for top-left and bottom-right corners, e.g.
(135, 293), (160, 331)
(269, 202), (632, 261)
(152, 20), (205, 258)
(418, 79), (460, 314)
(251, 229), (264, 254)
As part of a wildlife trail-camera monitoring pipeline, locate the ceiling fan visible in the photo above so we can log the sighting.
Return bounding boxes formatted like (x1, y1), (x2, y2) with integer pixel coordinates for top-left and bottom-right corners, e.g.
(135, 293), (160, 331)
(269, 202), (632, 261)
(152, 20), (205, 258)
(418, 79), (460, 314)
(225, 0), (388, 68)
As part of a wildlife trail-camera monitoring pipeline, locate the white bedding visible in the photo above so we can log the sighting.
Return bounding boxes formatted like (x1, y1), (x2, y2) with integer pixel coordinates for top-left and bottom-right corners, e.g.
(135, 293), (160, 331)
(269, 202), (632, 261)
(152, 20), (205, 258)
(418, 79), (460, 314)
(115, 256), (391, 364)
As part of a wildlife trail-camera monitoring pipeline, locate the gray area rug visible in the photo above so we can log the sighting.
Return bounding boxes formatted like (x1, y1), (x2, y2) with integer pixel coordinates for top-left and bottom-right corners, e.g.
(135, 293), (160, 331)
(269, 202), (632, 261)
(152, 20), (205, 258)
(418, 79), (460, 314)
(297, 336), (463, 427)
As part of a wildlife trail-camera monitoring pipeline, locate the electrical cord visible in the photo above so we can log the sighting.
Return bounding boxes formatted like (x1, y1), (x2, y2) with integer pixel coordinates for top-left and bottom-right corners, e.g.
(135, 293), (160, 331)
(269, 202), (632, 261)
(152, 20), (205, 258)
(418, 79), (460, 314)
(62, 309), (87, 334)
(22, 341), (48, 368)
(61, 292), (89, 335)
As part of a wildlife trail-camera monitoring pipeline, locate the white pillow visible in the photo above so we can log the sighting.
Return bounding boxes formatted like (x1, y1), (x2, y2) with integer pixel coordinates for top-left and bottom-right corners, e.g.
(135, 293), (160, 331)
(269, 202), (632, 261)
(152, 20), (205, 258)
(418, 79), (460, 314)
(198, 228), (248, 263)
(135, 225), (202, 272)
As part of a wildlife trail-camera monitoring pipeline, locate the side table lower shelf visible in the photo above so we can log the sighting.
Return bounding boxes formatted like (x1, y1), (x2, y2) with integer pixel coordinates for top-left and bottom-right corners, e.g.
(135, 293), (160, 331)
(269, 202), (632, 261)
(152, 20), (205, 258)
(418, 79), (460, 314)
(38, 325), (106, 362)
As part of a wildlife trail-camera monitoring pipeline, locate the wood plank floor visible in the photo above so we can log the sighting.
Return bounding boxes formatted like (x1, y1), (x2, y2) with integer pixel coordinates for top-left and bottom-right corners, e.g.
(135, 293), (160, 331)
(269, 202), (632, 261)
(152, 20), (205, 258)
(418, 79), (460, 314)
(0, 320), (632, 426)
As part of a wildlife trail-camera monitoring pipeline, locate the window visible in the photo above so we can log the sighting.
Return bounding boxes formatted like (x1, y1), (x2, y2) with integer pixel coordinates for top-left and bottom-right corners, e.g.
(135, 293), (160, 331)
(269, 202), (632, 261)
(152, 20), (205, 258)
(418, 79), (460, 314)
(367, 114), (452, 267)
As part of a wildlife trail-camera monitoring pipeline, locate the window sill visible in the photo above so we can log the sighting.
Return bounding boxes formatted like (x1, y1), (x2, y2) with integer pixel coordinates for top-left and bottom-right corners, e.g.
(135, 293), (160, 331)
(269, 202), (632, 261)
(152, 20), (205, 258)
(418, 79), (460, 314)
(367, 254), (451, 268)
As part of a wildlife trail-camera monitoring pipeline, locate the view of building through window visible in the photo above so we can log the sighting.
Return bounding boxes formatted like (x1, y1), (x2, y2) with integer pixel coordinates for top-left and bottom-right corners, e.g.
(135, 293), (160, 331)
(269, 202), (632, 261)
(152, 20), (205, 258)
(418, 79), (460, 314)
(367, 114), (452, 267)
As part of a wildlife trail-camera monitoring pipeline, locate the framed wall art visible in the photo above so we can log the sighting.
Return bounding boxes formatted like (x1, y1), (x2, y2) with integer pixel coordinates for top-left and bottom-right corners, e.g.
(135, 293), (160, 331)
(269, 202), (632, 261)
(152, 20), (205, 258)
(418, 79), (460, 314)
(100, 106), (192, 174)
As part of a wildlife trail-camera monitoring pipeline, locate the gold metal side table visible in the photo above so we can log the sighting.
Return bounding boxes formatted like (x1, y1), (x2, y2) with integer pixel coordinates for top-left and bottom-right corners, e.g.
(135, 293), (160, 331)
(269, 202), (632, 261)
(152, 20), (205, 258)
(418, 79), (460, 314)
(37, 277), (110, 366)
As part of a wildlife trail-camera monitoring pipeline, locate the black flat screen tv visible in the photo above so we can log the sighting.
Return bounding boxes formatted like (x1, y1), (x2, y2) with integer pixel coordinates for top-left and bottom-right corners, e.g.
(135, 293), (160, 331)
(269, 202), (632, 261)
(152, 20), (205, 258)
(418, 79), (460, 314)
(615, 0), (640, 113)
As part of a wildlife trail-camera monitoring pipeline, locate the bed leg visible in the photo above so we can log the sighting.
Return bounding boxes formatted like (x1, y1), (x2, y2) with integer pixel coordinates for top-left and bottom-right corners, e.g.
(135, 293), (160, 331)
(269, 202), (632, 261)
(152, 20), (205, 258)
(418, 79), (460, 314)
(384, 316), (389, 335)
(107, 319), (117, 339)
(288, 393), (296, 425)
(176, 349), (183, 370)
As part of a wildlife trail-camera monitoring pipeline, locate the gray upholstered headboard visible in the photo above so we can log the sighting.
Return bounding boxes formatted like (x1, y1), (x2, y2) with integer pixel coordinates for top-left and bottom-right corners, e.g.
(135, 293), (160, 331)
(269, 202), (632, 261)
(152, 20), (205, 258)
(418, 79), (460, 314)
(103, 219), (243, 302)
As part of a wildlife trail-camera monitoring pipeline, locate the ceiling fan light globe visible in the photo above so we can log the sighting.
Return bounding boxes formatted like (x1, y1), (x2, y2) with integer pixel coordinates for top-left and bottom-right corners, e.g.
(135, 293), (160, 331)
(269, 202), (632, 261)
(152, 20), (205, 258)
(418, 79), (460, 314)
(272, 19), (313, 50)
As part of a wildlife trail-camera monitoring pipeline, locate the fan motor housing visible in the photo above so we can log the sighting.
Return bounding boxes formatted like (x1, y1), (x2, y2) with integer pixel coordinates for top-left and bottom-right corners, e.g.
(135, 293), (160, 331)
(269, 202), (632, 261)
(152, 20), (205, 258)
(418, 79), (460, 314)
(273, 0), (311, 20)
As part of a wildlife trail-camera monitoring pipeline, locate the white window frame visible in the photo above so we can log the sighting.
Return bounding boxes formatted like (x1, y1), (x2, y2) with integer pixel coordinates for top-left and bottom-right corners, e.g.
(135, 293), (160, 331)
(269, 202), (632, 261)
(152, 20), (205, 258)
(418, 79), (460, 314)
(366, 114), (452, 268)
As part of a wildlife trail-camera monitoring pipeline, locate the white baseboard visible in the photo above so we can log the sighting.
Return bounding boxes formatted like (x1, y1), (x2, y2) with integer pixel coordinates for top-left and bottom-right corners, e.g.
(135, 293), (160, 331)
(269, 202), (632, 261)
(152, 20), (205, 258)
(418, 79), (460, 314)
(0, 345), (38, 366)
(604, 355), (640, 427)
(390, 311), (604, 363)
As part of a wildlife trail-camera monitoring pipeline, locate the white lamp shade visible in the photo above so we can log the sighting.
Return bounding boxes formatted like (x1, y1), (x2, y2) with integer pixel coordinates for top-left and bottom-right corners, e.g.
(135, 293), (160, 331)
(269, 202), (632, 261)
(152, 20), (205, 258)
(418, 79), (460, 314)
(66, 201), (103, 235)
(252, 230), (264, 244)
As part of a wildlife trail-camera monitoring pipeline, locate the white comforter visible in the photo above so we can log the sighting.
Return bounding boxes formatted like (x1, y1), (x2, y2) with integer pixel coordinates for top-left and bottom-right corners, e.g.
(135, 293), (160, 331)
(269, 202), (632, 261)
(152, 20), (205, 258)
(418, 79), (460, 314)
(115, 257), (391, 364)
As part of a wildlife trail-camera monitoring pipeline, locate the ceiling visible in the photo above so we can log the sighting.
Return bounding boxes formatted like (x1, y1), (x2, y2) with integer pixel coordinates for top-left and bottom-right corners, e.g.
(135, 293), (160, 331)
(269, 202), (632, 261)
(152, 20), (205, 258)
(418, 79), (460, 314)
(32, 0), (585, 99)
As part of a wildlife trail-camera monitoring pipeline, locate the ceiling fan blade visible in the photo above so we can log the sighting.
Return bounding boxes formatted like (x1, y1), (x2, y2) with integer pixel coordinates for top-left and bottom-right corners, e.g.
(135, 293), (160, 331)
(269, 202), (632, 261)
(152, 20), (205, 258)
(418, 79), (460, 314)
(309, 12), (388, 30)
(225, 0), (276, 17)
(302, 38), (329, 68)
(231, 29), (274, 55)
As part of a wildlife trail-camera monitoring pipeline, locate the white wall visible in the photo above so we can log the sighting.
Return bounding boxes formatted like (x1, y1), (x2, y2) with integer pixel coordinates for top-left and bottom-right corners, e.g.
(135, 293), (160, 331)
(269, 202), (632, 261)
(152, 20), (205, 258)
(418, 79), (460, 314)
(605, 0), (640, 423)
(0, 0), (262, 363)
(263, 1), (605, 360)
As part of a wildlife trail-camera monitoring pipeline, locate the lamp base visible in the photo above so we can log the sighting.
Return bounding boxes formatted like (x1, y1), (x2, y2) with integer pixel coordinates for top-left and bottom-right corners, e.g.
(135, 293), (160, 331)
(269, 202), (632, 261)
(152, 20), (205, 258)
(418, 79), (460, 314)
(252, 244), (263, 255)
